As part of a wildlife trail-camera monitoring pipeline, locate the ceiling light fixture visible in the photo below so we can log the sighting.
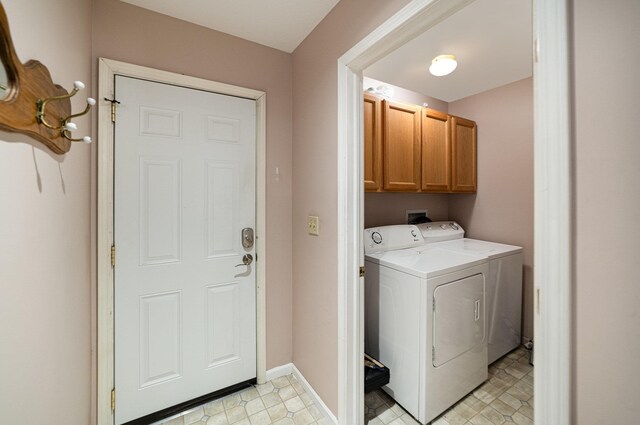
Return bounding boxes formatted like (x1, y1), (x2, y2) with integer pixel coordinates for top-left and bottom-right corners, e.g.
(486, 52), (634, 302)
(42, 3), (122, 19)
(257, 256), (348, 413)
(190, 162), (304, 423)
(429, 54), (457, 76)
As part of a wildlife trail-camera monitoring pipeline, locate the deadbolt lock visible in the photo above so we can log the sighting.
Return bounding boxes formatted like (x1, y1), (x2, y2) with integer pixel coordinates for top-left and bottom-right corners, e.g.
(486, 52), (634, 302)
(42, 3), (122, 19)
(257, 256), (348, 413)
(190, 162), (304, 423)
(242, 228), (254, 249)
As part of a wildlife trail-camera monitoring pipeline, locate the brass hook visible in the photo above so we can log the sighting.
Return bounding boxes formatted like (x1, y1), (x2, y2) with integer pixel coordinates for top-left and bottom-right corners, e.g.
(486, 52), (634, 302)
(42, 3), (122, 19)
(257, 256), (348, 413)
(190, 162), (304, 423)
(36, 80), (94, 144)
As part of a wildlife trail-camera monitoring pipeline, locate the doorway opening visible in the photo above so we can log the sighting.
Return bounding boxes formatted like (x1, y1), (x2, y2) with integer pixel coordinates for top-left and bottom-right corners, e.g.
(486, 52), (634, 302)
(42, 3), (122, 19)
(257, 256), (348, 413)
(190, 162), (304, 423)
(337, 1), (573, 424)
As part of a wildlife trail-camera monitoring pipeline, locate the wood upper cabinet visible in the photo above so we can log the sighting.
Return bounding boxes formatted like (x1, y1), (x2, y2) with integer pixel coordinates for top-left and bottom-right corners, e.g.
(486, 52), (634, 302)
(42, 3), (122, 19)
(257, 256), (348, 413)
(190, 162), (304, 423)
(451, 116), (477, 192)
(421, 108), (451, 192)
(382, 100), (422, 191)
(363, 93), (382, 191)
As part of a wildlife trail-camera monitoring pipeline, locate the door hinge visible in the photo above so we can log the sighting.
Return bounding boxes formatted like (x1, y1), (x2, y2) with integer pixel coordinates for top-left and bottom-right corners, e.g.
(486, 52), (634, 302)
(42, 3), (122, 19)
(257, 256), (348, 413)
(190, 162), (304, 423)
(359, 266), (365, 278)
(111, 388), (116, 412)
(111, 244), (116, 268)
(104, 98), (120, 123)
(432, 346), (436, 361)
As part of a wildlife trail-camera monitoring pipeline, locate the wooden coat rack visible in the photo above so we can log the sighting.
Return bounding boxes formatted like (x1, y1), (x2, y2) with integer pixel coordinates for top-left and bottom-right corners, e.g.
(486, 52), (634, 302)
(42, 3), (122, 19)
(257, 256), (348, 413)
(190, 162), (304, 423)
(0, 1), (92, 154)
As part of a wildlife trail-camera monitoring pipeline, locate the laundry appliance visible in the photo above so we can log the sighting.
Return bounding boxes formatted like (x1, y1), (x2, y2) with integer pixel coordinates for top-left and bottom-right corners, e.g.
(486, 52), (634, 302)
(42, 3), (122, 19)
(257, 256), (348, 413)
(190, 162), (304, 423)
(364, 225), (488, 424)
(416, 222), (524, 364)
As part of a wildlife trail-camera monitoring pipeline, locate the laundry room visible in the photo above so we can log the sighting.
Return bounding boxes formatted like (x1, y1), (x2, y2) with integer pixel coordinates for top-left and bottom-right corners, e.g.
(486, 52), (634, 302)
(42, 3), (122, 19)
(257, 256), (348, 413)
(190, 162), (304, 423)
(361, 0), (535, 423)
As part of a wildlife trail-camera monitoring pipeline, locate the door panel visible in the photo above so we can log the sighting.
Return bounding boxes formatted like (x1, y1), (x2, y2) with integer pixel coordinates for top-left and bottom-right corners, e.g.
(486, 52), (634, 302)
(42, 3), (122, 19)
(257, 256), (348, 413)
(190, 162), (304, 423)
(114, 76), (257, 424)
(433, 273), (485, 367)
(451, 116), (477, 192)
(382, 100), (421, 191)
(421, 108), (451, 192)
(364, 93), (382, 191)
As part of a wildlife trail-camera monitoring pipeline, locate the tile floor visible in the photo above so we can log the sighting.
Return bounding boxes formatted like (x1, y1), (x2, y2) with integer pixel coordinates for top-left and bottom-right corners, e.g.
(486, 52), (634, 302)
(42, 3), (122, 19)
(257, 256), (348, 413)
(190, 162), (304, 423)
(155, 374), (330, 425)
(364, 346), (534, 425)
(155, 347), (532, 425)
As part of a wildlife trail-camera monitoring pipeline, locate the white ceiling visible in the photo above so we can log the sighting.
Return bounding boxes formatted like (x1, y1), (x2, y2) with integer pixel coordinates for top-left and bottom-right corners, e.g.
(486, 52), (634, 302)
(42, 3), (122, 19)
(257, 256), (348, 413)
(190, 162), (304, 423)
(364, 0), (532, 102)
(120, 0), (341, 53)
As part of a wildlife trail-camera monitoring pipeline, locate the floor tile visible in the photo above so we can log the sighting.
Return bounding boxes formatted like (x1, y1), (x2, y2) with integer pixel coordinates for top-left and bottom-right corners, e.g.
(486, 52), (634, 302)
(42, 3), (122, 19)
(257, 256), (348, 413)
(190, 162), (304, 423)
(278, 385), (298, 402)
(364, 347), (533, 425)
(206, 412), (228, 425)
(489, 399), (516, 417)
(284, 396), (306, 413)
(157, 348), (532, 425)
(267, 403), (288, 422)
(271, 376), (291, 389)
(292, 408), (315, 425)
(249, 410), (272, 425)
(245, 397), (266, 416)
(262, 392), (283, 409)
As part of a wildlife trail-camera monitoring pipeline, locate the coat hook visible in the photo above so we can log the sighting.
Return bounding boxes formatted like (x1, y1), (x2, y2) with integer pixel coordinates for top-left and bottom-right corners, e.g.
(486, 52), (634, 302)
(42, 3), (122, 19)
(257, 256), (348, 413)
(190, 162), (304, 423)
(36, 80), (94, 144)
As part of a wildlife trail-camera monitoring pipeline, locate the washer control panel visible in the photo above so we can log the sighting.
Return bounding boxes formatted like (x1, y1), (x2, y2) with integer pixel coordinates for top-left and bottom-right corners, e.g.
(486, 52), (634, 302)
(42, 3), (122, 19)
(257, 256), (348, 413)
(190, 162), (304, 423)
(364, 225), (425, 254)
(416, 221), (464, 243)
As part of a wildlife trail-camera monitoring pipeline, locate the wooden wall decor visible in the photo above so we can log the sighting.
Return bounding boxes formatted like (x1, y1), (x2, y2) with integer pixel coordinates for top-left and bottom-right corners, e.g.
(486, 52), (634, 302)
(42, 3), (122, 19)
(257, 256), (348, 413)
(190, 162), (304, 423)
(0, 2), (93, 154)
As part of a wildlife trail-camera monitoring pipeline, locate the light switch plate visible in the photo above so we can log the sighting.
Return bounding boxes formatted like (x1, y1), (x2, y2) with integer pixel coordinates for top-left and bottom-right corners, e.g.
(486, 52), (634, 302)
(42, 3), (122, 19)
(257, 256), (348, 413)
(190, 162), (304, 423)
(308, 215), (319, 236)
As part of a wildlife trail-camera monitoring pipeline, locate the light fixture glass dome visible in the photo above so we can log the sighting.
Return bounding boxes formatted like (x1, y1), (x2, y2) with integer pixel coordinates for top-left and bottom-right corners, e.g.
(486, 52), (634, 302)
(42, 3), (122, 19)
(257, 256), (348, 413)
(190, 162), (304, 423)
(429, 54), (457, 76)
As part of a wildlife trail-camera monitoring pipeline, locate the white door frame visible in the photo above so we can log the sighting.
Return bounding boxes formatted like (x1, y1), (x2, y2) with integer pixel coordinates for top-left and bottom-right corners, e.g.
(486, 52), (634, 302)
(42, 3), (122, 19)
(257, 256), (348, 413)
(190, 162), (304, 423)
(337, 1), (573, 424)
(97, 58), (267, 425)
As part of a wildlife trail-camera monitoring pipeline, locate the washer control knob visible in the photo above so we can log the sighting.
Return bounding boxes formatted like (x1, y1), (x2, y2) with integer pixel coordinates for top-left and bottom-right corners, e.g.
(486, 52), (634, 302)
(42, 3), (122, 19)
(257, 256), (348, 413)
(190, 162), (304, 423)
(440, 224), (447, 230)
(450, 222), (459, 230)
(371, 231), (383, 244)
(410, 229), (417, 237)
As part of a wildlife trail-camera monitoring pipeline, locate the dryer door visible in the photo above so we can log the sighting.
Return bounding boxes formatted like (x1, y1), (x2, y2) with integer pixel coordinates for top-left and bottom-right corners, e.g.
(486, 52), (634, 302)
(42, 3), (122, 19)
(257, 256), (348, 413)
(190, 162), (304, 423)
(433, 273), (485, 367)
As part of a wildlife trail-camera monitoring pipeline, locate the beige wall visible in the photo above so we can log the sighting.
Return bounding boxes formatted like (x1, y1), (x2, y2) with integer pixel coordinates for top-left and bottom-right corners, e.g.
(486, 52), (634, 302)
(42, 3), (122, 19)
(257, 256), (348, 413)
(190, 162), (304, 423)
(448, 78), (534, 340)
(91, 0), (294, 370)
(365, 193), (449, 228)
(292, 0), (410, 414)
(573, 0), (640, 423)
(0, 1), (92, 424)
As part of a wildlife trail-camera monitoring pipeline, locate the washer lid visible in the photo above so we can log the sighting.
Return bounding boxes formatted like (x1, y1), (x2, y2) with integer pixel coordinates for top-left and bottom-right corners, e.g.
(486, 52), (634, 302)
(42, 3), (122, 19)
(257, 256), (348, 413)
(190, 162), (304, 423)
(366, 247), (487, 278)
(436, 238), (523, 259)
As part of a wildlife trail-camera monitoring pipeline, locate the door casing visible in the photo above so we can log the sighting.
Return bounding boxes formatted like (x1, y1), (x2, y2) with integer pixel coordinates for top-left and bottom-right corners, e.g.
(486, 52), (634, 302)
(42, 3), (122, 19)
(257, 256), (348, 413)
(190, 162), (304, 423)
(337, 0), (573, 424)
(96, 58), (267, 425)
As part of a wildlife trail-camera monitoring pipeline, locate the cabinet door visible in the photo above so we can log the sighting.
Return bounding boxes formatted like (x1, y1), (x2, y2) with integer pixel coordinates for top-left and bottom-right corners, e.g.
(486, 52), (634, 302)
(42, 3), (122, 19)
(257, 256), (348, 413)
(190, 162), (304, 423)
(364, 93), (382, 191)
(421, 108), (451, 192)
(382, 100), (421, 191)
(451, 116), (477, 192)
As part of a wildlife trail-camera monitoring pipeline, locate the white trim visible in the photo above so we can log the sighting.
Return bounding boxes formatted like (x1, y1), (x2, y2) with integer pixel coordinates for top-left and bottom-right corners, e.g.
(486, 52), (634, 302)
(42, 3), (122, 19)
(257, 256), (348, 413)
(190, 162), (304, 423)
(97, 58), (268, 424)
(291, 364), (339, 425)
(337, 2), (476, 424)
(265, 363), (294, 382)
(337, 1), (572, 424)
(264, 363), (338, 425)
(533, 1), (572, 424)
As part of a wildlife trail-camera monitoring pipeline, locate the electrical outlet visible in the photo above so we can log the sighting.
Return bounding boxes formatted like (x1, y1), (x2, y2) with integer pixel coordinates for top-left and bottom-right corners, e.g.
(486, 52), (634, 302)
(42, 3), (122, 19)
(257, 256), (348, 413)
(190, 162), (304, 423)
(308, 215), (319, 236)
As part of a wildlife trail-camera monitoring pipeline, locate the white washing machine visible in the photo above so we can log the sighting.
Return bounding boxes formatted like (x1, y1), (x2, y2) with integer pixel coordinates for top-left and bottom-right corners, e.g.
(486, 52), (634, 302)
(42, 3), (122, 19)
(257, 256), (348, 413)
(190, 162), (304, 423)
(364, 225), (488, 424)
(416, 222), (524, 364)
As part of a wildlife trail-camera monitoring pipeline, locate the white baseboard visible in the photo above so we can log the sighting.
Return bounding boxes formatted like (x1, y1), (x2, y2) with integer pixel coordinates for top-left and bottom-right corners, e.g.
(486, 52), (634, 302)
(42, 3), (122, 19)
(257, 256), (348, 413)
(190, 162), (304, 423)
(265, 363), (338, 425)
(265, 363), (294, 382)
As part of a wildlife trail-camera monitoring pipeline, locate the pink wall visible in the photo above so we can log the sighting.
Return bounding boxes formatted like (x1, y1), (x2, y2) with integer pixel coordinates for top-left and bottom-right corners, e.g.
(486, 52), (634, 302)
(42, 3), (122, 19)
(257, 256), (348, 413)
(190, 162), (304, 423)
(365, 193), (449, 228)
(91, 0), (294, 370)
(573, 1), (640, 422)
(448, 78), (534, 340)
(0, 1), (92, 424)
(291, 0), (410, 414)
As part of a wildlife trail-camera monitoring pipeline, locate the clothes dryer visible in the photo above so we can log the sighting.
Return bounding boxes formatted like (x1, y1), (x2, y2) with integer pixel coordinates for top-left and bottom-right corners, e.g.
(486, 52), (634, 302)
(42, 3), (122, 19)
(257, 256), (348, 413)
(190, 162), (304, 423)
(364, 225), (488, 424)
(417, 222), (524, 364)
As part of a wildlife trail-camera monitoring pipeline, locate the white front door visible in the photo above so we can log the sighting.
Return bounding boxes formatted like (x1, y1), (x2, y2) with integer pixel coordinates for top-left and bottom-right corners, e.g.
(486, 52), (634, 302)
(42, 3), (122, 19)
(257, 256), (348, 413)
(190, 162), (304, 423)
(114, 76), (257, 424)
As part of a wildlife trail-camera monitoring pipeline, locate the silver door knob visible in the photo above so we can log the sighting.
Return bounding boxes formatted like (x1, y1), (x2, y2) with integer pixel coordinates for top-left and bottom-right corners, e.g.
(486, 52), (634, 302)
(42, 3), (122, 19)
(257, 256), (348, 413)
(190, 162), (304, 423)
(235, 254), (253, 267)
